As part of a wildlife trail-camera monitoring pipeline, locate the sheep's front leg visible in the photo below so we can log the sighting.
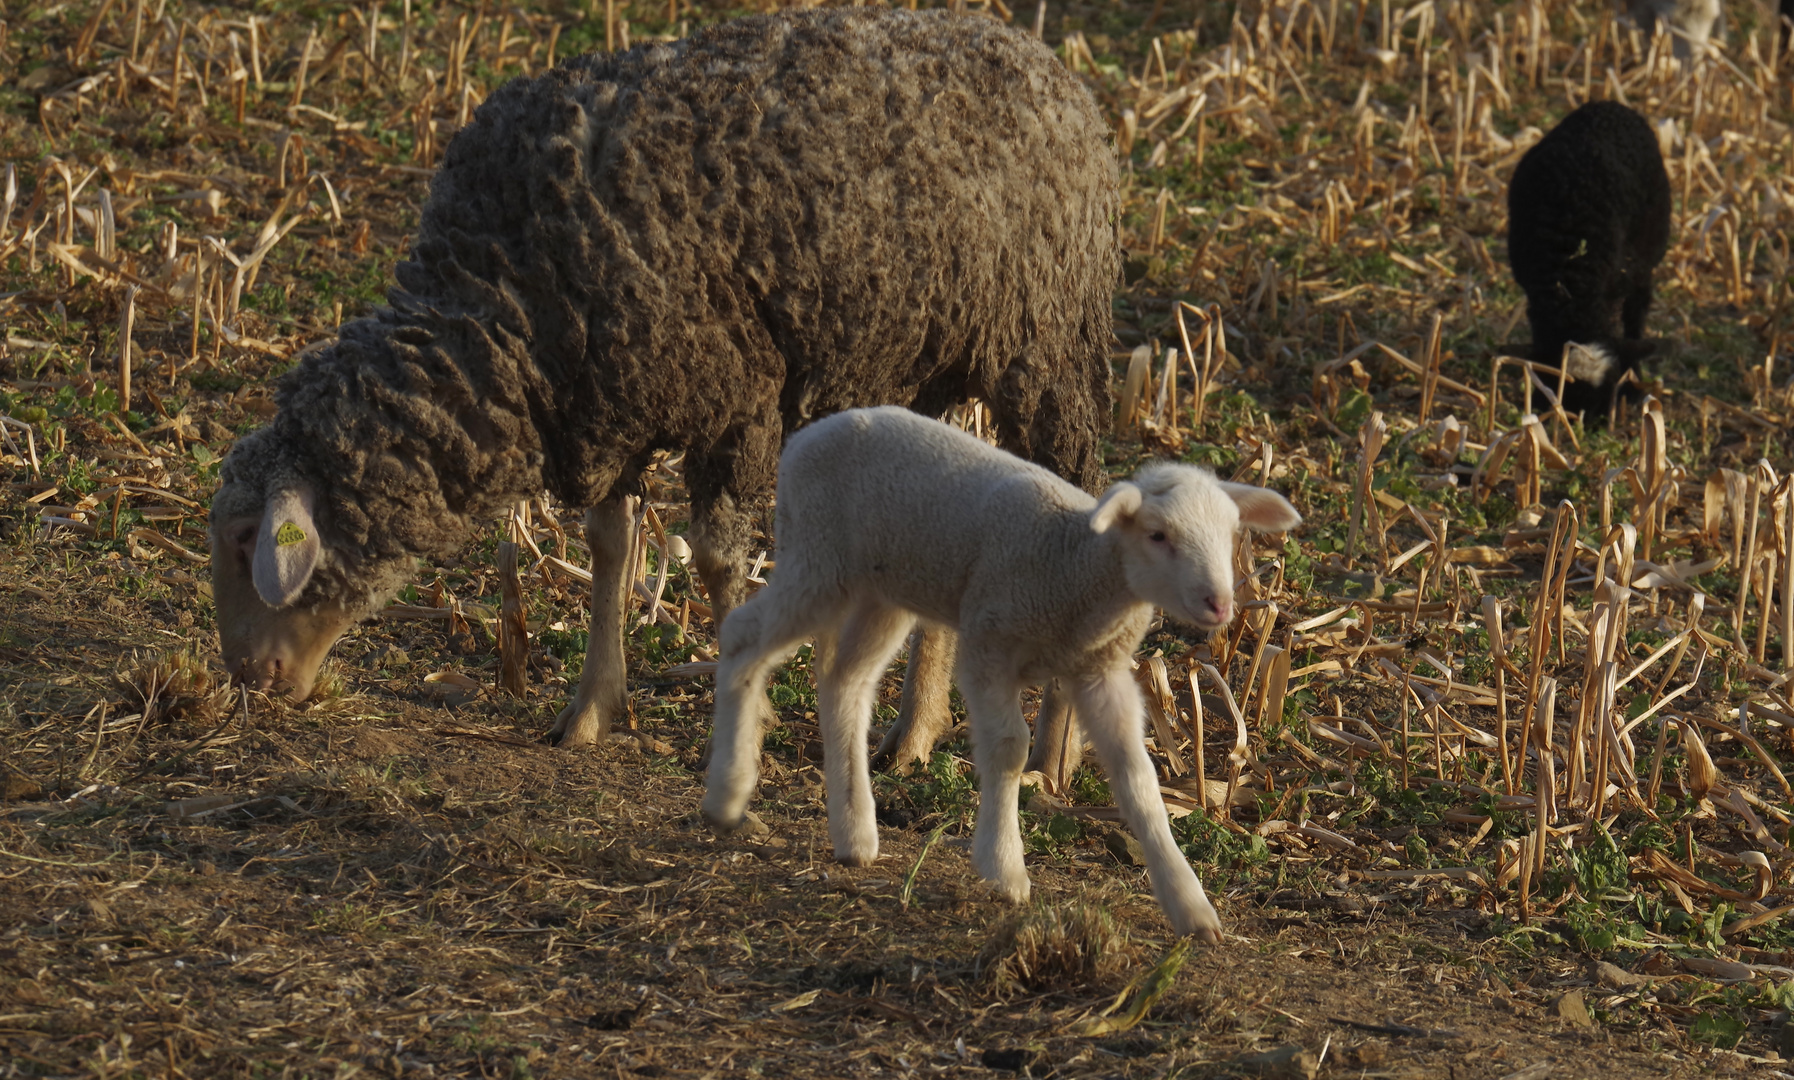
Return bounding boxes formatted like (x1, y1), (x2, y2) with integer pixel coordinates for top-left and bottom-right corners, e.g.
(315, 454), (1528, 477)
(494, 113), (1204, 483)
(1621, 273), (1654, 341)
(690, 489), (752, 627)
(551, 497), (636, 747)
(961, 670), (1031, 903)
(817, 600), (915, 865)
(871, 624), (957, 773)
(1077, 668), (1222, 942)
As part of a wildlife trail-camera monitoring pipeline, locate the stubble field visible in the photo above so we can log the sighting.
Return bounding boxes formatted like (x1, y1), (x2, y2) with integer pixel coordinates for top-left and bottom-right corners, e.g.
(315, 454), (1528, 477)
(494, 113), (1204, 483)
(4, 0), (1794, 1076)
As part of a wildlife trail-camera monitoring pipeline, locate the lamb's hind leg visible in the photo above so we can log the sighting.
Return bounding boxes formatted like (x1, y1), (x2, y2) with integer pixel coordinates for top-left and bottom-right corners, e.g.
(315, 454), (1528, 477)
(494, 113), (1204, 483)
(960, 663), (1031, 903)
(551, 497), (635, 747)
(1076, 667), (1222, 942)
(818, 599), (915, 865)
(702, 583), (836, 833)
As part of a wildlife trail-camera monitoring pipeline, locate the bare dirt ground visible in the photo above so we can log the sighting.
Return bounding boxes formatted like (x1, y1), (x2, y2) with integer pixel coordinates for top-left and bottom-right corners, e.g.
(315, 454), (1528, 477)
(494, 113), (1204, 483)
(5, 0), (1794, 1076)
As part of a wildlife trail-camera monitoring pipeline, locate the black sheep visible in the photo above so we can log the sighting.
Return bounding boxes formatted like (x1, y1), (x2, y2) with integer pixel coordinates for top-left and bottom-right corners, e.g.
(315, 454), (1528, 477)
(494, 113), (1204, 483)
(1506, 101), (1672, 420)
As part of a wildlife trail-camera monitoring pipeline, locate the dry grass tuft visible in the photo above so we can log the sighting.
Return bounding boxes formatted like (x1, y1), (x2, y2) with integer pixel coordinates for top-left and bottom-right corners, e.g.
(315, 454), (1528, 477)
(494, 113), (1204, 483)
(114, 646), (229, 725)
(978, 893), (1138, 995)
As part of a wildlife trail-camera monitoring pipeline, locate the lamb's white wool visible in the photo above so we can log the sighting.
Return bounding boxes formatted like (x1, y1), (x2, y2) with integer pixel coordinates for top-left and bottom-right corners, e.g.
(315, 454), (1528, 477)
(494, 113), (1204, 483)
(1625, 0), (1722, 60)
(1563, 342), (1617, 386)
(702, 407), (1302, 941)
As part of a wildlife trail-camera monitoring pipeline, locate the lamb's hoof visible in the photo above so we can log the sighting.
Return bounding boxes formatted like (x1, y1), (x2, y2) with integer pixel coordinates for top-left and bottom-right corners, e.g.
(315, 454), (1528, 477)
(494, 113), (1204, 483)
(704, 809), (769, 839)
(833, 842), (879, 867)
(1169, 902), (1225, 944)
(978, 873), (1030, 905)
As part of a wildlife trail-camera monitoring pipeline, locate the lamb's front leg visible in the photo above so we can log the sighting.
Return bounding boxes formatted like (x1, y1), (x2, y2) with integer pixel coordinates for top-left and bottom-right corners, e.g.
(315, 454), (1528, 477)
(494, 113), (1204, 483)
(961, 674), (1031, 903)
(816, 600), (915, 865)
(551, 497), (636, 747)
(1077, 668), (1223, 942)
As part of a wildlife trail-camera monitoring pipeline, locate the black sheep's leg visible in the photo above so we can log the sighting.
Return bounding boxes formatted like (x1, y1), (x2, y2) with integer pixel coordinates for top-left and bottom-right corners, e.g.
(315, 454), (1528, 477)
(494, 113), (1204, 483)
(1621, 271), (1654, 341)
(872, 623), (958, 773)
(551, 496), (636, 747)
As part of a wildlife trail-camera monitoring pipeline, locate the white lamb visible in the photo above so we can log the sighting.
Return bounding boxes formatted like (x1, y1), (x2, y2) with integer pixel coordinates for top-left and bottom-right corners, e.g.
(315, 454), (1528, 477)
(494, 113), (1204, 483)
(701, 406), (1302, 940)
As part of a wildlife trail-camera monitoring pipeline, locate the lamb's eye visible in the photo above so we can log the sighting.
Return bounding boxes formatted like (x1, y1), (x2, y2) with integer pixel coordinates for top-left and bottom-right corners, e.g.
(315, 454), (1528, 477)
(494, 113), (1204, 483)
(1149, 531), (1168, 543)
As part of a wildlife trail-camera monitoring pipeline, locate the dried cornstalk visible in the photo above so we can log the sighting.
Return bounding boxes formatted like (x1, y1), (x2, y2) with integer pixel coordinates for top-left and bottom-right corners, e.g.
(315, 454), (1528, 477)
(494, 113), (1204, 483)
(1141, 656), (1187, 776)
(497, 540), (528, 697)
(1480, 594), (1512, 792)
(118, 285), (136, 413)
(1345, 410), (1387, 567)
(1117, 345), (1152, 435)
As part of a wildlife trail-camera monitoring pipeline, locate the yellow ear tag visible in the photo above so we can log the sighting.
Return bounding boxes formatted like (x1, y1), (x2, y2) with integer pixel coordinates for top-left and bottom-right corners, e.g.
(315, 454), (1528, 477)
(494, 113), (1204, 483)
(275, 521), (307, 547)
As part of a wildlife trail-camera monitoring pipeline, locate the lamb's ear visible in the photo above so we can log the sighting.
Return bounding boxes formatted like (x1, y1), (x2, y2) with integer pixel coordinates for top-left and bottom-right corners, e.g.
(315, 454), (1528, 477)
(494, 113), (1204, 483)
(1219, 482), (1302, 533)
(1090, 483), (1143, 534)
(252, 487), (321, 608)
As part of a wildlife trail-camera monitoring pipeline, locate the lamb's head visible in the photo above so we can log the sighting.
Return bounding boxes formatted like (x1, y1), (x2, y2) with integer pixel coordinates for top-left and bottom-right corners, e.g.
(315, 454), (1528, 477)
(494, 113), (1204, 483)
(209, 429), (411, 701)
(1090, 464), (1301, 632)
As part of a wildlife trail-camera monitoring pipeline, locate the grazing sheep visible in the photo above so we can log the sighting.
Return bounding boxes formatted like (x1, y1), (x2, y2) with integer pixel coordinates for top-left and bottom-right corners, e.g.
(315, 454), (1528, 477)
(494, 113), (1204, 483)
(702, 408), (1302, 940)
(1506, 101), (1671, 420)
(1625, 0), (1723, 60)
(209, 8), (1118, 742)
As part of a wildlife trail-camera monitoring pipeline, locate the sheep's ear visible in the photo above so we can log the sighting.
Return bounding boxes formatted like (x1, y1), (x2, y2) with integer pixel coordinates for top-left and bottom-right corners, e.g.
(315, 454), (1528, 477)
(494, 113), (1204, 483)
(1219, 482), (1302, 533)
(252, 487), (321, 608)
(1090, 483), (1143, 534)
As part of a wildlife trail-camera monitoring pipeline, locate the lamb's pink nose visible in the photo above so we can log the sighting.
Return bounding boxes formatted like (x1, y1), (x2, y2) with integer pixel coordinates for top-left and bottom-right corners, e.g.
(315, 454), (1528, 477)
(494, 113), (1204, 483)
(1206, 597), (1232, 624)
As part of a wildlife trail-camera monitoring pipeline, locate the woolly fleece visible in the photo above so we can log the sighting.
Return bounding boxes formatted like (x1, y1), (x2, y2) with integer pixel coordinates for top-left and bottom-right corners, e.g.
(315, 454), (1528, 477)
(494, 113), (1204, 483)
(212, 8), (1118, 625)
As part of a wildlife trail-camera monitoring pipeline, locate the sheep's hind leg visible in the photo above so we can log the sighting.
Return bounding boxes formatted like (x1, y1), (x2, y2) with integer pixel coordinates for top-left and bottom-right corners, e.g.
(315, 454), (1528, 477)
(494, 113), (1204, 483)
(551, 497), (636, 747)
(818, 599), (914, 866)
(702, 584), (835, 834)
(871, 624), (957, 773)
(1076, 668), (1222, 943)
(1023, 682), (1082, 793)
(960, 667), (1032, 903)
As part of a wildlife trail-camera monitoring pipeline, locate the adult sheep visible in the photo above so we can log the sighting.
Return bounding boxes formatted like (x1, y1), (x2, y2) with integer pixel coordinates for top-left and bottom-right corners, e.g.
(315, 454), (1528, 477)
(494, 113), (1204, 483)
(1506, 100), (1671, 421)
(208, 8), (1118, 747)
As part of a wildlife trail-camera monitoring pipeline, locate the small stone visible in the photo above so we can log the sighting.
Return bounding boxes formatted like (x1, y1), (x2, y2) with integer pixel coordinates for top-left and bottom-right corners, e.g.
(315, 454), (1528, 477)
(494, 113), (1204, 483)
(370, 644), (410, 669)
(1593, 960), (1649, 990)
(1553, 990), (1593, 1028)
(725, 810), (771, 838)
(1, 774), (43, 801)
(1104, 828), (1146, 866)
(980, 1048), (1042, 1072)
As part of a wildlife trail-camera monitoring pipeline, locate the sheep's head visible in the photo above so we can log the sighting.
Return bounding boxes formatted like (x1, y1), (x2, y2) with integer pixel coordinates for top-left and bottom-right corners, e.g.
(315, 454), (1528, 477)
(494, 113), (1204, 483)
(209, 480), (357, 700)
(209, 436), (412, 701)
(1090, 464), (1300, 632)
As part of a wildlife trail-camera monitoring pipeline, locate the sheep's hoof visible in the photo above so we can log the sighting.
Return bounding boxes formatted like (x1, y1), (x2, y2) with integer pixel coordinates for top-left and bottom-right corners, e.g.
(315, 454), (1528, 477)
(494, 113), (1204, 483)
(550, 698), (617, 748)
(704, 808), (769, 839)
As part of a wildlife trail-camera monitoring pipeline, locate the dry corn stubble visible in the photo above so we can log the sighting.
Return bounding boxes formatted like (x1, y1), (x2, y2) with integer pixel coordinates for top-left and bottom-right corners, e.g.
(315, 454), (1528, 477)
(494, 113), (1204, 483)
(0, 0), (1791, 1074)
